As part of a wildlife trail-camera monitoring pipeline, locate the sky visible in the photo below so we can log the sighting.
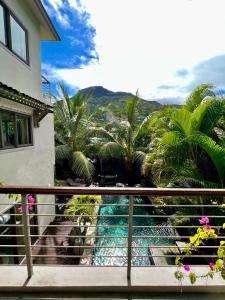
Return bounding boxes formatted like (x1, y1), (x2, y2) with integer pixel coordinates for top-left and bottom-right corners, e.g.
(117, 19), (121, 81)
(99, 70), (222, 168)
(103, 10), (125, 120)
(41, 0), (225, 104)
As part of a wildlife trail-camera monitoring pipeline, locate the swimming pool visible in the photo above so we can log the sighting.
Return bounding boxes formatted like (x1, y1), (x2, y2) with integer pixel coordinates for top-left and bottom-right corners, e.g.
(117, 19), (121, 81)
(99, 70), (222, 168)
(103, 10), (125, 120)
(93, 195), (174, 266)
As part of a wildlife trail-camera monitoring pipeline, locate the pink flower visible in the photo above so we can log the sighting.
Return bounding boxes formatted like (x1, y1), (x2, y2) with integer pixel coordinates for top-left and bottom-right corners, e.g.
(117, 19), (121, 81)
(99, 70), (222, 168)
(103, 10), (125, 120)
(184, 265), (190, 272)
(18, 206), (23, 213)
(209, 262), (214, 271)
(199, 217), (209, 224)
(28, 205), (33, 212)
(28, 195), (35, 203)
(205, 224), (212, 230)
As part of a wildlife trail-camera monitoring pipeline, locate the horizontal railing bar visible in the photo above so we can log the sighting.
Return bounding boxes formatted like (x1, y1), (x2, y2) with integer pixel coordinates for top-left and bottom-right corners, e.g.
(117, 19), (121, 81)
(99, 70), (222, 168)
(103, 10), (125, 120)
(26, 214), (225, 218)
(29, 245), (225, 249)
(0, 224), (23, 227)
(134, 225), (221, 228)
(0, 255), (26, 257)
(2, 203), (225, 207)
(30, 235), (129, 238)
(28, 254), (221, 258)
(29, 234), (225, 239)
(0, 235), (24, 237)
(31, 255), (128, 258)
(132, 255), (219, 258)
(0, 203), (129, 206)
(0, 245), (25, 247)
(2, 186), (225, 196)
(27, 264), (212, 267)
(3, 212), (225, 217)
(27, 224), (129, 228)
(133, 204), (225, 207)
(27, 214), (129, 217)
(133, 215), (225, 218)
(0, 244), (224, 249)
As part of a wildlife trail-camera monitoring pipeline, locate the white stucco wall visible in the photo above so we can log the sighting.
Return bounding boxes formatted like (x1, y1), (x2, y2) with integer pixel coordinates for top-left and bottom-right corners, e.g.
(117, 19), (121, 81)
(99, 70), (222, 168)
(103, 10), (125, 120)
(0, 0), (43, 100)
(0, 0), (56, 234)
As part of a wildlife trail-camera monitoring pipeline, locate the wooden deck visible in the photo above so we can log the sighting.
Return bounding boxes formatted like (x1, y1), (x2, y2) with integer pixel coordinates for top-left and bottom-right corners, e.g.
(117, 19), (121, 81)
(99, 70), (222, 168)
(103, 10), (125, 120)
(32, 220), (79, 265)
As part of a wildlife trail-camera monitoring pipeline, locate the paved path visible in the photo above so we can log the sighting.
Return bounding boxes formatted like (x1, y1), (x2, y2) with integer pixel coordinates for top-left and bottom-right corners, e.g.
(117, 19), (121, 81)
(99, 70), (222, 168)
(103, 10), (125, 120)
(32, 220), (78, 265)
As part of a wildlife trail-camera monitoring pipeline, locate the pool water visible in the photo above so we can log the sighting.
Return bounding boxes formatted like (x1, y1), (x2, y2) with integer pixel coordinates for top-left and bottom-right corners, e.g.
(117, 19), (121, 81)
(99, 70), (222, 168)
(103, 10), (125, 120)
(93, 195), (174, 266)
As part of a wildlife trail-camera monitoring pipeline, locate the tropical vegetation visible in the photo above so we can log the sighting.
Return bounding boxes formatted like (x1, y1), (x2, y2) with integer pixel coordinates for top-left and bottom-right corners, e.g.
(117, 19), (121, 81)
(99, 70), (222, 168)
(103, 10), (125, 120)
(54, 83), (94, 182)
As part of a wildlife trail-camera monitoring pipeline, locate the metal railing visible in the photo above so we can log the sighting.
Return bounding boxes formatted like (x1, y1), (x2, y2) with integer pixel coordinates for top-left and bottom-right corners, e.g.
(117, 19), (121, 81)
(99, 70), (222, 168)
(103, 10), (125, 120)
(0, 186), (225, 280)
(41, 75), (51, 103)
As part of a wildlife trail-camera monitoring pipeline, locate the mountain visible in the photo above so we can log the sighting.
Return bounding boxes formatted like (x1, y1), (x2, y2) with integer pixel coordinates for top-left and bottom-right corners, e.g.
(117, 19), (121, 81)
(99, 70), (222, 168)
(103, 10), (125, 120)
(80, 86), (162, 122)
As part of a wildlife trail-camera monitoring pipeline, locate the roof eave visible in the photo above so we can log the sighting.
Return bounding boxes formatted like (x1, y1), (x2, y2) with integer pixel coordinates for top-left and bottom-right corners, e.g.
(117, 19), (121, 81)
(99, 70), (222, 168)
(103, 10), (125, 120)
(33, 0), (61, 41)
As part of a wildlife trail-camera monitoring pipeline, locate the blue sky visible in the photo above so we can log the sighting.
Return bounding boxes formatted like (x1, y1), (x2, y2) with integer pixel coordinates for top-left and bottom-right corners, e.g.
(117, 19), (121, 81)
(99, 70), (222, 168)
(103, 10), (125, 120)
(41, 0), (225, 103)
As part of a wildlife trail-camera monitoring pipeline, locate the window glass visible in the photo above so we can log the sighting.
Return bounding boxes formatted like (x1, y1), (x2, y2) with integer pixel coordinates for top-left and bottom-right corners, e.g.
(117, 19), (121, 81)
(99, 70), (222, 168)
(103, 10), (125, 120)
(0, 5), (6, 45)
(2, 111), (15, 147)
(10, 15), (27, 61)
(16, 115), (31, 145)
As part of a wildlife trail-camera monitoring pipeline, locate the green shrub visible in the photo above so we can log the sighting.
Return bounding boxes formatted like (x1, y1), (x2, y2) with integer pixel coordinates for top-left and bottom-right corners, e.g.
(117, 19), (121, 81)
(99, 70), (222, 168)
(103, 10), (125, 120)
(65, 195), (102, 222)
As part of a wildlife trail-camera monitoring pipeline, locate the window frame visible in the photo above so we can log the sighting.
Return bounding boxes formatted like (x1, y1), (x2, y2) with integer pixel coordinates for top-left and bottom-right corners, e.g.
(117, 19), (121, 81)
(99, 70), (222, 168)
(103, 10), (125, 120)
(0, 0), (29, 64)
(0, 109), (33, 150)
(0, 2), (7, 46)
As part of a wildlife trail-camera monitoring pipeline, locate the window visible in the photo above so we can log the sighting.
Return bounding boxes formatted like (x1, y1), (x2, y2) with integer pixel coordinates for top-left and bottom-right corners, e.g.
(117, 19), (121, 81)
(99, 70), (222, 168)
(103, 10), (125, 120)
(0, 1), (29, 63)
(2, 111), (15, 147)
(10, 15), (27, 61)
(16, 115), (32, 146)
(0, 4), (6, 45)
(0, 110), (32, 149)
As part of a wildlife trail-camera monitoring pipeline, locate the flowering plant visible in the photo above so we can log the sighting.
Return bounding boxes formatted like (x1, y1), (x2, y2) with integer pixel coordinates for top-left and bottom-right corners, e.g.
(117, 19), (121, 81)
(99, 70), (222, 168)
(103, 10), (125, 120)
(18, 195), (36, 213)
(175, 217), (225, 284)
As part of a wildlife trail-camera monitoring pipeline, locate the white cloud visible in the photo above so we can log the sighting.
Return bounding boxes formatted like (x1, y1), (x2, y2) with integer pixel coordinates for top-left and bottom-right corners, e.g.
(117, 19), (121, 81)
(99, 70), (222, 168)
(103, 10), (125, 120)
(47, 0), (225, 102)
(43, 0), (71, 28)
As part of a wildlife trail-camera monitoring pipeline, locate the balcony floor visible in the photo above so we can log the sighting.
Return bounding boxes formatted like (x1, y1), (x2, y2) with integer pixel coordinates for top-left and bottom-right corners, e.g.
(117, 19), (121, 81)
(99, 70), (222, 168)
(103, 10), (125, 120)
(0, 266), (225, 296)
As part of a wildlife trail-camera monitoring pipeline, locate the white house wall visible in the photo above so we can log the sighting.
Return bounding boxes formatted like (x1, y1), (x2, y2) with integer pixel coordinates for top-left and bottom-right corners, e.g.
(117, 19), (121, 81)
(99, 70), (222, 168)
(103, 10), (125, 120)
(0, 0), (56, 234)
(0, 0), (43, 100)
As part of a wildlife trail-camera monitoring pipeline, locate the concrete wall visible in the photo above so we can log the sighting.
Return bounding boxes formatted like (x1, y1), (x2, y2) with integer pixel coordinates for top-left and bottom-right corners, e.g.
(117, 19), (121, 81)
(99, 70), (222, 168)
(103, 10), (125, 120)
(0, 0), (43, 100)
(0, 0), (55, 234)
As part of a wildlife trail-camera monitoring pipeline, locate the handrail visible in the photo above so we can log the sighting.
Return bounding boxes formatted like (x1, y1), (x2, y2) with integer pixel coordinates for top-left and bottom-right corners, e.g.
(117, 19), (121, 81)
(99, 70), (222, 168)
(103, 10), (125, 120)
(1, 186), (225, 196)
(1, 185), (225, 282)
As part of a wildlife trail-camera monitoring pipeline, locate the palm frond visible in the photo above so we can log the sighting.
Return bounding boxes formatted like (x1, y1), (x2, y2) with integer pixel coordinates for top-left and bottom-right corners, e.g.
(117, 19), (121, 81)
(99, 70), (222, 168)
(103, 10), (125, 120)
(134, 113), (155, 143)
(88, 127), (117, 143)
(125, 92), (139, 128)
(160, 131), (183, 146)
(100, 142), (124, 159)
(71, 151), (94, 180)
(133, 151), (146, 164)
(55, 144), (71, 160)
(56, 83), (72, 118)
(170, 109), (192, 137)
(184, 84), (214, 112)
(189, 134), (225, 182)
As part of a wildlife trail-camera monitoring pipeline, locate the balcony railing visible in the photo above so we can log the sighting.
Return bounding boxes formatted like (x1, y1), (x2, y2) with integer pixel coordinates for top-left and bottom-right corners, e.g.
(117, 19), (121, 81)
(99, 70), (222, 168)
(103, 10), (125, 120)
(0, 186), (225, 292)
(41, 75), (51, 103)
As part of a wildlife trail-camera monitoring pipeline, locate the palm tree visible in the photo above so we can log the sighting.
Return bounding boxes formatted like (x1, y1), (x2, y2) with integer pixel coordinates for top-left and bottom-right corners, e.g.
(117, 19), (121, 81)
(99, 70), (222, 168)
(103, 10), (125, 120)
(143, 84), (225, 187)
(54, 83), (94, 182)
(89, 94), (153, 184)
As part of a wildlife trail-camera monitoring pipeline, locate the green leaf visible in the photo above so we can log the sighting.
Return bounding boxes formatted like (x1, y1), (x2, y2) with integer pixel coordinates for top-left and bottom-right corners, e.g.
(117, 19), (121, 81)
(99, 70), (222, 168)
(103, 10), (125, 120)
(189, 272), (197, 284)
(71, 151), (94, 180)
(175, 256), (182, 266)
(208, 271), (214, 279)
(215, 259), (224, 270)
(218, 248), (224, 259)
(221, 270), (225, 280)
(174, 271), (184, 281)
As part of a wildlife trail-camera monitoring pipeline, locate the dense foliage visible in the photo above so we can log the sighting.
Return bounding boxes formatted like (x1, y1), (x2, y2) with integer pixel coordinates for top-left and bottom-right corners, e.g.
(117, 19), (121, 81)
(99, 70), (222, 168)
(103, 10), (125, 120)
(54, 83), (225, 188)
(65, 195), (102, 222)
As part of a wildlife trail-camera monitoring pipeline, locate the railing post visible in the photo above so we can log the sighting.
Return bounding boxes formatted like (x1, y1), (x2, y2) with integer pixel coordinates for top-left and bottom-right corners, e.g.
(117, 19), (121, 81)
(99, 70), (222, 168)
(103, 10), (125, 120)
(127, 195), (133, 282)
(21, 194), (33, 278)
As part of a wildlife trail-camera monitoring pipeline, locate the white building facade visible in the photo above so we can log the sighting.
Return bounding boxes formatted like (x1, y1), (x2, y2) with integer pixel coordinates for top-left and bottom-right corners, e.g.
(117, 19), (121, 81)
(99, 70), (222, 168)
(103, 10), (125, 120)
(0, 0), (60, 262)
